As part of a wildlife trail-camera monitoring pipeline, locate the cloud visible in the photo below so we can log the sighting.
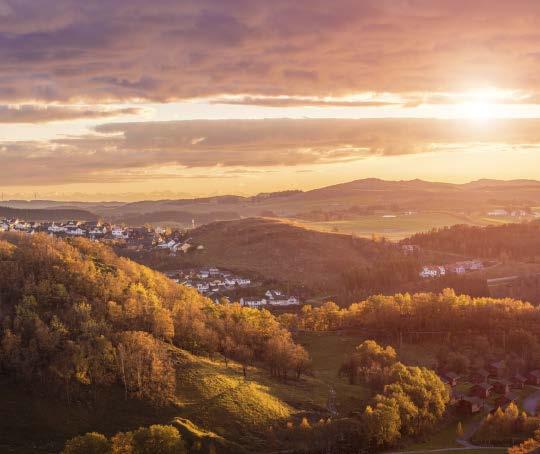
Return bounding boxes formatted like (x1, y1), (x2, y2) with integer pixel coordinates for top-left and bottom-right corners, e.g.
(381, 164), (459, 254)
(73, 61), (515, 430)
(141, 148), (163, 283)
(3, 118), (540, 186)
(0, 105), (140, 123)
(2, 1), (540, 102)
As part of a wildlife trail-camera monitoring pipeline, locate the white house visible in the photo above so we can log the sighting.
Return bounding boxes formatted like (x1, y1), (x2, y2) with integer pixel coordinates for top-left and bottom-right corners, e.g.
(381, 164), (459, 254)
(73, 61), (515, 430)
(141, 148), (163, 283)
(240, 297), (267, 308)
(196, 282), (210, 293)
(236, 277), (251, 286)
(267, 295), (300, 306)
(48, 224), (67, 233)
(420, 266), (446, 278)
(197, 270), (210, 279)
(487, 209), (509, 217)
(112, 227), (126, 238)
(265, 290), (283, 300)
(66, 227), (86, 236)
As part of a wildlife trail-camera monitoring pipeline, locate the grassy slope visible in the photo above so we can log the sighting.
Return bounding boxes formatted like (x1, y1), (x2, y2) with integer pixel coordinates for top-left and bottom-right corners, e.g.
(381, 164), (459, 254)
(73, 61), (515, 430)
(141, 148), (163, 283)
(1, 341), (367, 453)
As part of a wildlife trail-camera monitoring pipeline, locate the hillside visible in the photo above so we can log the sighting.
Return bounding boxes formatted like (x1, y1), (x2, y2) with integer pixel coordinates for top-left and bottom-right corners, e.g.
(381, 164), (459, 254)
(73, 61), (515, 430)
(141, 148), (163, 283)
(0, 206), (97, 222)
(138, 218), (387, 294)
(0, 232), (320, 453)
(119, 209), (240, 227)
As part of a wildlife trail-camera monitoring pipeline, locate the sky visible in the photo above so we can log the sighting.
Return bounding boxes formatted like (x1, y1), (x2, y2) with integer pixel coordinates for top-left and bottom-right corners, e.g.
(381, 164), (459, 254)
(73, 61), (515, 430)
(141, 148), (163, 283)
(3, 0), (540, 201)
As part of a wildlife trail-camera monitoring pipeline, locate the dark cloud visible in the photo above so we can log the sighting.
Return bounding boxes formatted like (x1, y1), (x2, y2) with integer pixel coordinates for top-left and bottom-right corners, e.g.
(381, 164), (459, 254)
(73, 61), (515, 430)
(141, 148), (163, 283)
(0, 105), (140, 123)
(2, 1), (540, 101)
(3, 118), (540, 185)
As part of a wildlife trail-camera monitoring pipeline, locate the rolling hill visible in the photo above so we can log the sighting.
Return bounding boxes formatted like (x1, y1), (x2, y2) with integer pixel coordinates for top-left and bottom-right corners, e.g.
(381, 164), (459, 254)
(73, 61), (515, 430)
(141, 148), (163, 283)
(0, 206), (98, 221)
(135, 217), (388, 294)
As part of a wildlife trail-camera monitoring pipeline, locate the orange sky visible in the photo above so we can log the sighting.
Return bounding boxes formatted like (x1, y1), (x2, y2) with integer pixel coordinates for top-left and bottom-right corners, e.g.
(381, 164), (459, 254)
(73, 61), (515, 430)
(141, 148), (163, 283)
(2, 0), (540, 200)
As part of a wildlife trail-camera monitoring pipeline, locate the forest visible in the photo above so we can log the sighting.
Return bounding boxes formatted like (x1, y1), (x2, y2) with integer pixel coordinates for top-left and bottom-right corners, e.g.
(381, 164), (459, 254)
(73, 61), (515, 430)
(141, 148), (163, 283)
(406, 220), (540, 261)
(3, 232), (540, 452)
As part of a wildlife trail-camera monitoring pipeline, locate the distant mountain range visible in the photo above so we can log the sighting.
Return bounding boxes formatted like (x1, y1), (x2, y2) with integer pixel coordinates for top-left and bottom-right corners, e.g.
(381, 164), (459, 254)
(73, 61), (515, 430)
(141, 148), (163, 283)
(2, 178), (540, 224)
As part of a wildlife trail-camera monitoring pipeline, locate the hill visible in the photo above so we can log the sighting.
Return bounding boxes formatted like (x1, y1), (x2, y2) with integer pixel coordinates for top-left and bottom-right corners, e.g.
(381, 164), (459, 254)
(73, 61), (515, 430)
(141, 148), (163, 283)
(0, 206), (97, 221)
(0, 232), (320, 452)
(136, 218), (388, 294)
(119, 209), (240, 227)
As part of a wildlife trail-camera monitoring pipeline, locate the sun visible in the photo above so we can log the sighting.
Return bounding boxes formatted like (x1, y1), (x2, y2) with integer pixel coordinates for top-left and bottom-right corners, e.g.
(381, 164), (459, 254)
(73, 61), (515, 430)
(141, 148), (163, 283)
(459, 100), (494, 120)
(455, 88), (504, 121)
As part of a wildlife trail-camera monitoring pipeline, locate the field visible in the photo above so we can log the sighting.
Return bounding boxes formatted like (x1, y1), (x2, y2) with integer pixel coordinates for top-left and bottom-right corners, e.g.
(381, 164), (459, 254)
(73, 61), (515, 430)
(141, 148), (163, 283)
(288, 212), (525, 240)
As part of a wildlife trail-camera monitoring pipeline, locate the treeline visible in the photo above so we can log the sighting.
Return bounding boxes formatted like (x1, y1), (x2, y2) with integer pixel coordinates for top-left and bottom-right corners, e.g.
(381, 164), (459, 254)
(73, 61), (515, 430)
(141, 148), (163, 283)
(281, 291), (540, 376)
(0, 233), (309, 406)
(284, 290), (540, 337)
(405, 221), (540, 261)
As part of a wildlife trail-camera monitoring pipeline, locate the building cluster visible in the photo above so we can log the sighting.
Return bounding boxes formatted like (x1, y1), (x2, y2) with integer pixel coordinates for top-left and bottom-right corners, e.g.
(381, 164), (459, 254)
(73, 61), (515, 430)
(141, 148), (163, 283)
(487, 208), (540, 218)
(420, 259), (484, 278)
(163, 267), (301, 308)
(442, 360), (540, 416)
(240, 290), (300, 308)
(164, 267), (253, 296)
(0, 218), (202, 254)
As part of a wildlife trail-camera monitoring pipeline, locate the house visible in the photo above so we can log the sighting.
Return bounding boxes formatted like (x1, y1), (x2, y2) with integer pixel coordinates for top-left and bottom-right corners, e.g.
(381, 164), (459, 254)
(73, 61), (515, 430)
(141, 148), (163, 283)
(511, 374), (527, 389)
(446, 264), (466, 274)
(236, 277), (251, 286)
(488, 360), (505, 378)
(401, 244), (419, 255)
(419, 266), (446, 278)
(240, 297), (267, 308)
(441, 371), (461, 387)
(66, 227), (86, 236)
(196, 283), (210, 293)
(470, 383), (493, 399)
(457, 396), (483, 415)
(208, 267), (220, 276)
(197, 270), (210, 279)
(470, 369), (490, 384)
(265, 290), (300, 306)
(527, 370), (540, 385)
(48, 224), (67, 233)
(488, 209), (509, 217)
(511, 210), (528, 217)
(265, 290), (283, 299)
(492, 379), (511, 395)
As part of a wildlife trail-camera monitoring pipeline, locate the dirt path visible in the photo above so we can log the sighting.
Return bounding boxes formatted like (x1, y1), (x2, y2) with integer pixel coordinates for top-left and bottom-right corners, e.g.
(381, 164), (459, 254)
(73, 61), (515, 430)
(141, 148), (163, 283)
(387, 448), (505, 453)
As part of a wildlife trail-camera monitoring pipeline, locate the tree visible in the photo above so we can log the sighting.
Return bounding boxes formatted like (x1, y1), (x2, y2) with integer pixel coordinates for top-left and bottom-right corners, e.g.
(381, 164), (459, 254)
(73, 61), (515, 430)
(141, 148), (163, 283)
(62, 432), (111, 454)
(111, 431), (135, 454)
(363, 398), (401, 446)
(115, 331), (175, 405)
(131, 425), (186, 454)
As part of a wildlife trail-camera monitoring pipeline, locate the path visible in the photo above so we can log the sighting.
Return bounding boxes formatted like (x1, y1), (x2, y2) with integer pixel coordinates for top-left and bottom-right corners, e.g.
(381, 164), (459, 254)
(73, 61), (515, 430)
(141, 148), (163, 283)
(387, 448), (504, 453)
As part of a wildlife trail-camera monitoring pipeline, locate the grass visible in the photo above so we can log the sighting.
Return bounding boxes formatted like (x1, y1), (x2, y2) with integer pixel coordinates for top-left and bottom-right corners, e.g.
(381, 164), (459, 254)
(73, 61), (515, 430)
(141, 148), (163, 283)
(403, 420), (462, 450)
(0, 378), (178, 453)
(289, 212), (524, 240)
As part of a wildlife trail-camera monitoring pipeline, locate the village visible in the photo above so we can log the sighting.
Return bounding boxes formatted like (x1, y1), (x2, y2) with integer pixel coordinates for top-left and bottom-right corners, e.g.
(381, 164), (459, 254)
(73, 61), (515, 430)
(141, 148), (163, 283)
(440, 361), (540, 418)
(0, 218), (302, 309)
(0, 218), (198, 254)
(164, 267), (301, 308)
